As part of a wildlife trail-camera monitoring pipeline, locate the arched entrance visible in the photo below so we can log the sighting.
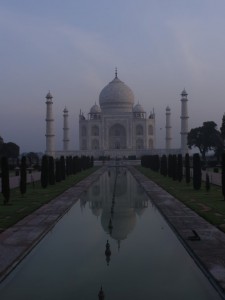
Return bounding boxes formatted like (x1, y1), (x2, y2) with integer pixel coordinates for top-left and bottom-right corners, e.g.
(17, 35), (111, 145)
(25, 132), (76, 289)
(109, 124), (126, 149)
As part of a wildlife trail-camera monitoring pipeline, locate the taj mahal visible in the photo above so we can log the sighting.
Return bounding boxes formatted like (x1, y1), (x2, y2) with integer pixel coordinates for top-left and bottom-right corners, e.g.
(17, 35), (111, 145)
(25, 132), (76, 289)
(45, 70), (189, 158)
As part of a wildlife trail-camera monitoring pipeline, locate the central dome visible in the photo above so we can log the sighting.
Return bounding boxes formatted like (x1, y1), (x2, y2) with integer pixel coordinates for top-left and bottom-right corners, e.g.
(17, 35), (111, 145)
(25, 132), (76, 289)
(99, 75), (134, 113)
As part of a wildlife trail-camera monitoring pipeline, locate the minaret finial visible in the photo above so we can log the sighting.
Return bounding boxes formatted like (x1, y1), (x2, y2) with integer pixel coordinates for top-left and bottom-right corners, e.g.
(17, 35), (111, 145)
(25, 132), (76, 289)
(115, 67), (117, 78)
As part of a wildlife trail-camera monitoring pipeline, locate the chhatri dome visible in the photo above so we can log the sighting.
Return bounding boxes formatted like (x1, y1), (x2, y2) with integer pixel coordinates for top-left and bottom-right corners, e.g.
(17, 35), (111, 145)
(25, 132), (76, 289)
(90, 103), (101, 114)
(99, 69), (134, 113)
(133, 103), (145, 113)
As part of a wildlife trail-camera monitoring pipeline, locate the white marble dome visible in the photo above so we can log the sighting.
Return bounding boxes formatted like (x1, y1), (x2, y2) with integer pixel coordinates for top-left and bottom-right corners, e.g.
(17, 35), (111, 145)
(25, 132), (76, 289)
(99, 75), (134, 113)
(133, 103), (145, 113)
(90, 103), (101, 114)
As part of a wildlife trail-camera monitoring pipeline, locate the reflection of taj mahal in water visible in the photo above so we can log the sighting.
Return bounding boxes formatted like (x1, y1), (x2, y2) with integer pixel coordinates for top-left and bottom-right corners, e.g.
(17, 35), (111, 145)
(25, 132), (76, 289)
(80, 167), (149, 247)
(45, 69), (189, 158)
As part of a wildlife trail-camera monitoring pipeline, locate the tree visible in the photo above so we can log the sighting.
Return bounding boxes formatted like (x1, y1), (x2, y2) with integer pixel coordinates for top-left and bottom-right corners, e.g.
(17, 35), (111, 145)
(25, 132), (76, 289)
(168, 155), (173, 178)
(220, 114), (225, 142)
(160, 155), (167, 176)
(1, 142), (20, 159)
(205, 173), (210, 192)
(222, 153), (225, 200)
(185, 153), (191, 184)
(193, 153), (201, 190)
(177, 154), (183, 182)
(1, 157), (10, 205)
(60, 156), (66, 180)
(20, 156), (27, 195)
(172, 155), (177, 180)
(48, 156), (55, 185)
(188, 121), (221, 160)
(26, 152), (39, 167)
(41, 155), (49, 188)
(55, 159), (61, 182)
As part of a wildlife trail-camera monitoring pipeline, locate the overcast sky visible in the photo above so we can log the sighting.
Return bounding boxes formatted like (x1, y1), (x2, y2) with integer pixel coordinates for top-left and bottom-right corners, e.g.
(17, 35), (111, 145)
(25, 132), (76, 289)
(1, 0), (225, 153)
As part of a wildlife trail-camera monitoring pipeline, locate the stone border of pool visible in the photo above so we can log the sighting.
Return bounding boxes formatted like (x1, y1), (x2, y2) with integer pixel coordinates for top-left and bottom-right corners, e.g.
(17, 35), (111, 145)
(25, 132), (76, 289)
(0, 167), (106, 283)
(129, 166), (225, 299)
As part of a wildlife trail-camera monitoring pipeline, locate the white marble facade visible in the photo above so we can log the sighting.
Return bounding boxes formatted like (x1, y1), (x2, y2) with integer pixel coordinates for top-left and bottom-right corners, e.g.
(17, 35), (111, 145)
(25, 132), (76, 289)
(79, 72), (155, 157)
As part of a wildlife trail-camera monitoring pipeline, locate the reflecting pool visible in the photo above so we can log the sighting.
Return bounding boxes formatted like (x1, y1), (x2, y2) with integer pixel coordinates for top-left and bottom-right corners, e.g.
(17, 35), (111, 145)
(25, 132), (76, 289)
(0, 167), (222, 299)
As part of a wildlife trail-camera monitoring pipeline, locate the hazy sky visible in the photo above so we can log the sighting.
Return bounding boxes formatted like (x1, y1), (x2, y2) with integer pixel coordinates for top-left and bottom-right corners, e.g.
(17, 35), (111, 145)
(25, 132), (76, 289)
(1, 0), (225, 153)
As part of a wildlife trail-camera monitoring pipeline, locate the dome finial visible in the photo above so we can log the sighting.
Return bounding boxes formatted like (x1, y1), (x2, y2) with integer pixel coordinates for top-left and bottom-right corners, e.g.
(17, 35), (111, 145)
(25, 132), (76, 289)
(115, 67), (118, 78)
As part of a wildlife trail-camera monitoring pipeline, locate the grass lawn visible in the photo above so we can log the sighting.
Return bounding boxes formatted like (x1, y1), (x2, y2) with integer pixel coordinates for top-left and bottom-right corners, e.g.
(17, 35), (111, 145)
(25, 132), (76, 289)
(137, 166), (225, 233)
(0, 167), (99, 231)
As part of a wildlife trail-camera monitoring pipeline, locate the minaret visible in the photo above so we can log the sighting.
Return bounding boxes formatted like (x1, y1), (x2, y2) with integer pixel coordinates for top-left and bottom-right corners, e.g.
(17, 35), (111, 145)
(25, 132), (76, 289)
(180, 89), (189, 154)
(45, 91), (55, 157)
(63, 107), (69, 152)
(165, 106), (172, 150)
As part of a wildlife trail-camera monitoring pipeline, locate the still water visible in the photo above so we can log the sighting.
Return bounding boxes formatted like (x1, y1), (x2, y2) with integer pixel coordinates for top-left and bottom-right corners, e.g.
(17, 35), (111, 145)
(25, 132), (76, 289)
(0, 167), (222, 299)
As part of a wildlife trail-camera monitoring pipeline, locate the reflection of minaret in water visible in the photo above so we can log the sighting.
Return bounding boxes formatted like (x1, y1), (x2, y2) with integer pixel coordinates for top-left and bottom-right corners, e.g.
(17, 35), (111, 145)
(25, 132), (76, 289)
(108, 218), (113, 235)
(98, 286), (105, 300)
(105, 240), (111, 266)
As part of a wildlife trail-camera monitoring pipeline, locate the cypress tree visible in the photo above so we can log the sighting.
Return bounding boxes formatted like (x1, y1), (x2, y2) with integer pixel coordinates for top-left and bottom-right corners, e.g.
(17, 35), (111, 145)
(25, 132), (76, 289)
(193, 153), (202, 190)
(72, 156), (76, 174)
(206, 173), (210, 192)
(177, 154), (183, 182)
(168, 155), (173, 178)
(20, 156), (27, 195)
(91, 156), (94, 167)
(160, 155), (167, 176)
(77, 156), (82, 172)
(185, 153), (191, 184)
(60, 156), (66, 180)
(1, 156), (10, 205)
(172, 155), (177, 180)
(41, 155), (49, 188)
(55, 159), (61, 182)
(160, 155), (163, 175)
(220, 114), (225, 142)
(156, 155), (160, 172)
(66, 156), (70, 176)
(49, 156), (55, 185)
(222, 153), (225, 200)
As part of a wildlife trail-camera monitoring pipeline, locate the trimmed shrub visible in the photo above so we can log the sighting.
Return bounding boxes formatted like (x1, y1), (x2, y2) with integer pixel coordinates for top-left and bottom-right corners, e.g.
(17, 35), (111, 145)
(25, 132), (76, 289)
(177, 154), (183, 182)
(172, 155), (177, 181)
(206, 173), (210, 191)
(222, 153), (225, 200)
(160, 155), (167, 176)
(41, 155), (49, 188)
(20, 156), (27, 195)
(185, 153), (191, 184)
(55, 159), (61, 182)
(168, 155), (173, 178)
(49, 156), (55, 185)
(1, 157), (10, 204)
(193, 153), (202, 190)
(60, 156), (66, 180)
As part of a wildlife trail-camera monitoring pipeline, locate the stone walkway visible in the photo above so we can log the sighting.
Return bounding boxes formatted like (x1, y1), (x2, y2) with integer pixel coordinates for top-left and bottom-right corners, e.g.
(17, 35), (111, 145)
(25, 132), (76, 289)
(0, 171), (41, 191)
(0, 166), (225, 299)
(129, 166), (225, 299)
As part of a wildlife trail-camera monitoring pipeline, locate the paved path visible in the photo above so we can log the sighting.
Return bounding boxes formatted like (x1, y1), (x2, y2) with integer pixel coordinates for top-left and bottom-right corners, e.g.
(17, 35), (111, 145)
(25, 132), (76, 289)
(201, 170), (221, 186)
(0, 172), (41, 191)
